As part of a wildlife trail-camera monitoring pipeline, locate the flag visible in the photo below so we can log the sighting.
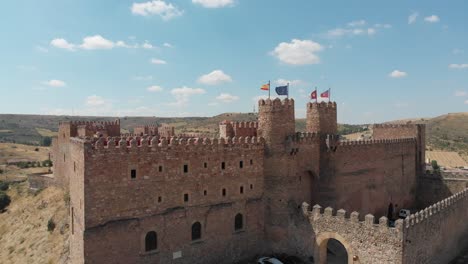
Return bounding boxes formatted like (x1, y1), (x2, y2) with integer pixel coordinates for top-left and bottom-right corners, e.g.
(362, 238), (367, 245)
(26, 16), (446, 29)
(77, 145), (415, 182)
(275, 85), (288, 96)
(311, 90), (317, 100)
(260, 83), (270, 91)
(321, 89), (330, 98)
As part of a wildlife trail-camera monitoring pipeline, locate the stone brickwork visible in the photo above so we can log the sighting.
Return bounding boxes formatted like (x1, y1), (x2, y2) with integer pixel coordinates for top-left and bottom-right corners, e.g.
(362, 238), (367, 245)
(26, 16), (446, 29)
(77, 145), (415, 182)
(314, 138), (418, 217)
(219, 121), (258, 138)
(402, 188), (468, 264)
(373, 124), (426, 175)
(306, 102), (337, 135)
(49, 97), (448, 264)
(302, 202), (404, 264)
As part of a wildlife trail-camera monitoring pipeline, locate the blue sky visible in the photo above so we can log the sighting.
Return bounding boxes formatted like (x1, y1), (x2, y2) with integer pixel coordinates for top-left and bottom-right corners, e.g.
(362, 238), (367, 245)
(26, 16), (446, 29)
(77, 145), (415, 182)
(1, 0), (467, 123)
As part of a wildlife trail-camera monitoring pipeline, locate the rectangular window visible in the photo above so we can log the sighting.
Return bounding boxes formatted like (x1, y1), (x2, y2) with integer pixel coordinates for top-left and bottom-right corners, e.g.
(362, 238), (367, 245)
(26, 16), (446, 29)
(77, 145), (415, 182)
(158, 196), (162, 203)
(184, 193), (189, 202)
(158, 166), (163, 172)
(221, 162), (226, 170)
(204, 162), (207, 168)
(131, 169), (137, 179)
(250, 159), (253, 165)
(203, 190), (207, 196)
(239, 161), (243, 168)
(240, 186), (244, 194)
(250, 184), (253, 190)
(183, 164), (188, 173)
(74, 162), (76, 172)
(222, 188), (226, 197)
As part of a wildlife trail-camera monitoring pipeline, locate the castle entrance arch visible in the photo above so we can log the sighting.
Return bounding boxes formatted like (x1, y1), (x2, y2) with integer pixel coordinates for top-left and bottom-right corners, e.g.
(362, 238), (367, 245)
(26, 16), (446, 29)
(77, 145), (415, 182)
(315, 232), (354, 264)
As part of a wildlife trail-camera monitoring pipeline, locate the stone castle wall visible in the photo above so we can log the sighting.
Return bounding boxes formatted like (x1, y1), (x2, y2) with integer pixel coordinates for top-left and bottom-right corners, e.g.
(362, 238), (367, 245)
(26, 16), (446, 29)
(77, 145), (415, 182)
(306, 102), (337, 135)
(219, 121), (258, 138)
(76, 136), (265, 263)
(314, 138), (418, 217)
(402, 188), (468, 264)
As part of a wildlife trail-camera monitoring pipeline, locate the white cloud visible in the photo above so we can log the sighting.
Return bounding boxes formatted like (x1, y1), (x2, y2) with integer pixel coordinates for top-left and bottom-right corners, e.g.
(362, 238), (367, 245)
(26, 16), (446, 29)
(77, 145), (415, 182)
(150, 58), (167, 64)
(465, 100), (468, 105)
(197, 70), (232, 85)
(326, 20), (390, 38)
(50, 38), (75, 51)
(142, 41), (155, 49)
(275, 79), (303, 86)
(389, 70), (408, 78)
(271, 39), (323, 65)
(408, 12), (419, 24)
(147, 85), (163, 92)
(348, 20), (366, 27)
(192, 0), (235, 8)
(170, 86), (205, 106)
(43, 79), (66, 88)
(424, 15), (440, 23)
(454, 90), (467, 97)
(449, 64), (468, 69)
(86, 95), (107, 106)
(51, 36), (152, 51)
(131, 0), (183, 20)
(163, 42), (173, 48)
(216, 93), (239, 103)
(80, 35), (114, 50)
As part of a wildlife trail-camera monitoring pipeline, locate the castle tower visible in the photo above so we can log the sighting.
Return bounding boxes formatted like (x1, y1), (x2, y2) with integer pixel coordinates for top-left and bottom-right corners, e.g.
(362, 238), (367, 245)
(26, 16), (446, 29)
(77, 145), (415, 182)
(257, 98), (295, 152)
(306, 102), (337, 135)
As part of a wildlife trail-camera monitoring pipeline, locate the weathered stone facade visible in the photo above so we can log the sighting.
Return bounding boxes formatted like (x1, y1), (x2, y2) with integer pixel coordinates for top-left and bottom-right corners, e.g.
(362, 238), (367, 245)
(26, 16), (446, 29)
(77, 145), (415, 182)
(52, 97), (467, 264)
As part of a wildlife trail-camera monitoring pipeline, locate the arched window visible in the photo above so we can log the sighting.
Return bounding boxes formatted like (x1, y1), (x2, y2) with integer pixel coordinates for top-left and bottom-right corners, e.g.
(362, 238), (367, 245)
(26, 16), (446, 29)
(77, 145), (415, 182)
(145, 231), (157, 252)
(234, 213), (243, 230)
(192, 222), (202, 241)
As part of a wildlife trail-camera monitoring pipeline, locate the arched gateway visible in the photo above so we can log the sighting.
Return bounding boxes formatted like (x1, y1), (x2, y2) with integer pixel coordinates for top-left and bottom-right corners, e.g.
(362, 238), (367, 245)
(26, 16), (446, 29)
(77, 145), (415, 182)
(315, 232), (353, 264)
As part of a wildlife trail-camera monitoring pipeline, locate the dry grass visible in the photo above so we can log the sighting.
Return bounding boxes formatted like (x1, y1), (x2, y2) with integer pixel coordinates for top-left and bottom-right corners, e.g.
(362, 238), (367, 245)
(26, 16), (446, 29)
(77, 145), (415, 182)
(35, 128), (57, 137)
(0, 143), (50, 165)
(0, 182), (69, 264)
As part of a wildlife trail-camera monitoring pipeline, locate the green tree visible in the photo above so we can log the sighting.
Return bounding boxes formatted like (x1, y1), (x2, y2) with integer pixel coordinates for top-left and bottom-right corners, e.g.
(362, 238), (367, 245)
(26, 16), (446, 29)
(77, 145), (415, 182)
(41, 136), (52, 147)
(0, 192), (11, 212)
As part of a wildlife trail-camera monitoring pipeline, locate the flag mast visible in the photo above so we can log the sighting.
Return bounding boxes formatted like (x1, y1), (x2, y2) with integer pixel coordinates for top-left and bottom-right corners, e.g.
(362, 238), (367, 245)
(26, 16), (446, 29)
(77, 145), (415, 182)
(287, 82), (289, 99)
(329, 87), (331, 102)
(268, 80), (271, 99)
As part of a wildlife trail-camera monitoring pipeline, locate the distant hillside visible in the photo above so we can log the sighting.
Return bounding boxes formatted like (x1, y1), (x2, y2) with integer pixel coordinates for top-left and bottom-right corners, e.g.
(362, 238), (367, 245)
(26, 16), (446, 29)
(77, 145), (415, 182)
(386, 112), (468, 161)
(1, 112), (467, 161)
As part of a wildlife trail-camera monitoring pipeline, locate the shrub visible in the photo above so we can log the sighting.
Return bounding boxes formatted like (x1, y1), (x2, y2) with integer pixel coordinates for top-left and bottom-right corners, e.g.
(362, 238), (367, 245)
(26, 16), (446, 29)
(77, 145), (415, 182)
(0, 181), (9, 191)
(0, 169), (3, 174)
(47, 218), (56, 232)
(0, 192), (11, 212)
(41, 137), (52, 147)
(34, 148), (39, 152)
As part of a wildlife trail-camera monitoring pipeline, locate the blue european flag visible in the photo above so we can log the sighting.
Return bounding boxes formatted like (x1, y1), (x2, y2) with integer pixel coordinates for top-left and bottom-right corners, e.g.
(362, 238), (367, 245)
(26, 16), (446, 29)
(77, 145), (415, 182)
(275, 85), (288, 96)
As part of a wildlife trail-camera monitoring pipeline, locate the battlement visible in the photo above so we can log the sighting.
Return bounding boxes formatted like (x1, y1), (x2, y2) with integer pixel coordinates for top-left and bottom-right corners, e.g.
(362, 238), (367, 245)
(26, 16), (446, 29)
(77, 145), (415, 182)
(373, 123), (425, 129)
(85, 135), (264, 153)
(339, 137), (416, 146)
(258, 98), (294, 110)
(133, 124), (159, 129)
(288, 132), (320, 144)
(59, 120), (120, 126)
(306, 101), (337, 109)
(404, 188), (468, 229)
(302, 202), (403, 232)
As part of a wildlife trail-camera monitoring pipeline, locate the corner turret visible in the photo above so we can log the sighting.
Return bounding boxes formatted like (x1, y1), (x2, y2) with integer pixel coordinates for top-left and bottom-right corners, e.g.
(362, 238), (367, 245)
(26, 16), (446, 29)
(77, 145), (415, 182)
(306, 102), (337, 135)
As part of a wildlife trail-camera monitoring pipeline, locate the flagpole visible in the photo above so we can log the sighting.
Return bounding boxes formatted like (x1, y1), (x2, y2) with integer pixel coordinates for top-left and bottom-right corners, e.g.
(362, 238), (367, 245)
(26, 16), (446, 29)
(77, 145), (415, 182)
(268, 80), (270, 99)
(287, 82), (289, 99)
(315, 87), (318, 103)
(329, 87), (331, 102)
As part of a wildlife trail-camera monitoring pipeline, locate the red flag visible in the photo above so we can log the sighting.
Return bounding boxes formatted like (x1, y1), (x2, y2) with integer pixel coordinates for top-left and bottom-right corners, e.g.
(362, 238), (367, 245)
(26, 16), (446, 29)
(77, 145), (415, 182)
(311, 90), (317, 99)
(320, 89), (330, 98)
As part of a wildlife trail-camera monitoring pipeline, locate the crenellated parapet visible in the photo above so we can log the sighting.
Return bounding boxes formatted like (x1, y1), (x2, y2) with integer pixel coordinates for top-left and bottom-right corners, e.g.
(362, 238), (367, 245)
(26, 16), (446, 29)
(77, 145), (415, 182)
(306, 101), (337, 110)
(288, 132), (320, 144)
(403, 188), (468, 229)
(87, 135), (265, 153)
(302, 202), (404, 233)
(339, 137), (416, 146)
(219, 120), (258, 138)
(258, 97), (295, 110)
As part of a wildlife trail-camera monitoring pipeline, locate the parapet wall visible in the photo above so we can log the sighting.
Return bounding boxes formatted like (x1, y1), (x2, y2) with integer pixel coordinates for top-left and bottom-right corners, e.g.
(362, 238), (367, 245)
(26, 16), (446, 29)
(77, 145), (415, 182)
(219, 121), (258, 138)
(302, 202), (404, 264)
(402, 188), (468, 264)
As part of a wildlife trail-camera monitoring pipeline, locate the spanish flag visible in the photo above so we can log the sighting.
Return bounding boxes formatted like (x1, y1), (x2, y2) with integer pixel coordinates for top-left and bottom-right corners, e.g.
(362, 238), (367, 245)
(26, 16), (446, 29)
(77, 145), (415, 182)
(260, 83), (270, 90)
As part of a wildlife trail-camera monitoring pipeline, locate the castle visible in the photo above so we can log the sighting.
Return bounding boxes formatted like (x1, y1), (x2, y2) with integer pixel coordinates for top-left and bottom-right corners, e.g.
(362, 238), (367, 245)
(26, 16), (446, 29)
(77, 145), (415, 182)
(50, 98), (468, 264)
